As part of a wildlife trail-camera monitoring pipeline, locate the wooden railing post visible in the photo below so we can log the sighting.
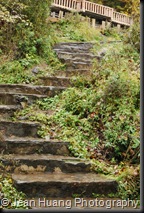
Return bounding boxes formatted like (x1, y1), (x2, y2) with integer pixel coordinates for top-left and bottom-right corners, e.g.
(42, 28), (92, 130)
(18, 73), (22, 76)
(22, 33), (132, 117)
(76, 0), (85, 12)
(130, 17), (133, 25)
(82, 0), (86, 11)
(92, 18), (96, 28)
(110, 8), (114, 19)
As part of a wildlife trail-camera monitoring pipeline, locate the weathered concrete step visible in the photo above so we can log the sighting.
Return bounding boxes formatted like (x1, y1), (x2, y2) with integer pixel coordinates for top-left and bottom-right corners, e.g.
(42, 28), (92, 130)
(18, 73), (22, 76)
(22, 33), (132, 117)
(0, 84), (66, 95)
(12, 172), (118, 197)
(0, 121), (40, 137)
(0, 92), (47, 105)
(0, 137), (70, 156)
(0, 154), (91, 173)
(0, 105), (19, 118)
(39, 76), (72, 87)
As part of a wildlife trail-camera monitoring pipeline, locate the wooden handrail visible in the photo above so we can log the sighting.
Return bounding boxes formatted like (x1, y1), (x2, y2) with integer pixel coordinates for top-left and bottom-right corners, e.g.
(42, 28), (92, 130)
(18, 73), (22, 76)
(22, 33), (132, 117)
(52, 0), (133, 26)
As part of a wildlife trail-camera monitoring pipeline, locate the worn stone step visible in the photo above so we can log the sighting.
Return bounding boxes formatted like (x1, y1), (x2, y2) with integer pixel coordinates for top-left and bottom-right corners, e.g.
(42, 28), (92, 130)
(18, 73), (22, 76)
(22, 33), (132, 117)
(0, 120), (40, 137)
(0, 137), (70, 156)
(53, 42), (94, 54)
(0, 84), (66, 95)
(39, 76), (72, 87)
(12, 172), (118, 197)
(0, 105), (19, 119)
(54, 47), (93, 54)
(0, 92), (47, 105)
(52, 69), (91, 77)
(53, 42), (94, 51)
(0, 154), (91, 173)
(60, 57), (93, 64)
(0, 89), (65, 105)
(66, 62), (93, 70)
(56, 51), (100, 61)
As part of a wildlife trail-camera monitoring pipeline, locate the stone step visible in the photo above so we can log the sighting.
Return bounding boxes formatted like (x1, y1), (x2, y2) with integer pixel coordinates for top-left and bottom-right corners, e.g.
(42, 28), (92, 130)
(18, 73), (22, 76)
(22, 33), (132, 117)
(54, 47), (92, 54)
(0, 105), (19, 119)
(60, 57), (93, 64)
(0, 120), (40, 137)
(53, 42), (94, 50)
(12, 172), (118, 197)
(0, 84), (66, 95)
(0, 92), (47, 105)
(66, 62), (93, 70)
(39, 76), (72, 87)
(53, 42), (94, 54)
(0, 137), (70, 156)
(0, 154), (91, 173)
(52, 69), (91, 77)
(56, 51), (101, 61)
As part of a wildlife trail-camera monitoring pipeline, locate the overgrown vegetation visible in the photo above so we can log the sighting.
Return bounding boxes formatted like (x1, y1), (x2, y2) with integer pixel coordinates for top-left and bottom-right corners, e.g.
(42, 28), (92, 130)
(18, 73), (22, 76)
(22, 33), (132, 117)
(0, 0), (62, 84)
(0, 0), (140, 208)
(0, 163), (28, 209)
(0, 176), (28, 209)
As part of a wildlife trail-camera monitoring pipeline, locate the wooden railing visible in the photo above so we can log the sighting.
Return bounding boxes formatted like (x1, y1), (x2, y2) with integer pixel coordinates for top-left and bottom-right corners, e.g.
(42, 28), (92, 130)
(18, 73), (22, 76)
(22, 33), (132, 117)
(52, 0), (133, 26)
(52, 0), (77, 11)
(85, 1), (113, 18)
(112, 11), (132, 26)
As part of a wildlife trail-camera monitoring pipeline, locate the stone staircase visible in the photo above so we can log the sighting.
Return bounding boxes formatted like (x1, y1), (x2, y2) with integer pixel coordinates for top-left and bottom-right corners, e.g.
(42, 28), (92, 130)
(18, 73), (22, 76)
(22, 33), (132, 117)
(0, 42), (118, 209)
(39, 42), (101, 86)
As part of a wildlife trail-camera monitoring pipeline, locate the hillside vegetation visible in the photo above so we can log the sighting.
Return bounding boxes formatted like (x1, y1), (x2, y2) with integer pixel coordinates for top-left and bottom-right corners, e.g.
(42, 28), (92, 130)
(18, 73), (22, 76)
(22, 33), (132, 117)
(0, 0), (140, 209)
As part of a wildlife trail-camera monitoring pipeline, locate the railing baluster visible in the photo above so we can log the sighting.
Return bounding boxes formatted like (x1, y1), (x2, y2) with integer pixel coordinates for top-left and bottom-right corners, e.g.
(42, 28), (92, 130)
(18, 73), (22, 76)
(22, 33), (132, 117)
(95, 5), (97, 13)
(92, 3), (93, 12)
(101, 6), (103, 15)
(67, 0), (69, 8)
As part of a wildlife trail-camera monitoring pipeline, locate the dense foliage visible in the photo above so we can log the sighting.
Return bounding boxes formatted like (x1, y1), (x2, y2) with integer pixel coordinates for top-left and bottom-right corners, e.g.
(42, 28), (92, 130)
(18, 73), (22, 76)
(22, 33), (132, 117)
(0, 0), (53, 59)
(0, 0), (62, 84)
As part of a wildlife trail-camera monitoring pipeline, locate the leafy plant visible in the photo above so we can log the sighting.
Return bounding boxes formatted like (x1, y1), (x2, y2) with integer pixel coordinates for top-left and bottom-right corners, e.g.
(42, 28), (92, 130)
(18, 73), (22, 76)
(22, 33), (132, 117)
(0, 174), (29, 209)
(0, 60), (36, 84)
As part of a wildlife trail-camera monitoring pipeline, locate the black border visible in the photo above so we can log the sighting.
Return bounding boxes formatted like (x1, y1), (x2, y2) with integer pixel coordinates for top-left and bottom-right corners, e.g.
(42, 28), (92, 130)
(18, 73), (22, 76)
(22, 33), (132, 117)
(1, 0), (143, 212)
